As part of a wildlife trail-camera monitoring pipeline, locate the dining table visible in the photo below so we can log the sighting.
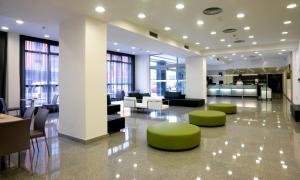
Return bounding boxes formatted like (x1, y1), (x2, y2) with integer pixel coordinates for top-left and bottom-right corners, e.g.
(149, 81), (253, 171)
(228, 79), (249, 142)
(0, 114), (23, 171)
(20, 98), (45, 107)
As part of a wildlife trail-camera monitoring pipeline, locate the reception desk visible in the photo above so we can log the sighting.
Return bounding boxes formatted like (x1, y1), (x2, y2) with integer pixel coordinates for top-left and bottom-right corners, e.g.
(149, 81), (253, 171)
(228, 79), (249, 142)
(208, 85), (258, 97)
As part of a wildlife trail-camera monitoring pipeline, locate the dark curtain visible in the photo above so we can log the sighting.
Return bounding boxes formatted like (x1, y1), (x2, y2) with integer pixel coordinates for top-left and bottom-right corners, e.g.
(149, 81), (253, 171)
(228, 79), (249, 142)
(0, 31), (7, 98)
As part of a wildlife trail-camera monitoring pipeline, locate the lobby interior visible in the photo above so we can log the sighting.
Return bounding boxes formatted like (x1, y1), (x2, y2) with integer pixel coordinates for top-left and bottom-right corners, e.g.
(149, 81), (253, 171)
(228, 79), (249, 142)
(0, 0), (300, 179)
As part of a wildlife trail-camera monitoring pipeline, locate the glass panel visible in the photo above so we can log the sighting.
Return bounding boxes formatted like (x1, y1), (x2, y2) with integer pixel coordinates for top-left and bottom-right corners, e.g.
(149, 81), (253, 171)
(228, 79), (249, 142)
(25, 40), (48, 52)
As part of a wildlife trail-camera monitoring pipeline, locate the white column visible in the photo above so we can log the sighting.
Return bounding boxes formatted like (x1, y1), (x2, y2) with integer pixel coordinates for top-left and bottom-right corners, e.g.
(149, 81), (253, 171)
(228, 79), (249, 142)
(135, 55), (150, 93)
(6, 32), (20, 109)
(185, 56), (207, 102)
(292, 41), (300, 105)
(59, 16), (107, 142)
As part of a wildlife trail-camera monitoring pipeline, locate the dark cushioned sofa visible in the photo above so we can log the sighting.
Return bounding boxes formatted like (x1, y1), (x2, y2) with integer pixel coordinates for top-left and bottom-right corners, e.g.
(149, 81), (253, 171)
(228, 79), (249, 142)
(107, 95), (120, 115)
(163, 91), (205, 107)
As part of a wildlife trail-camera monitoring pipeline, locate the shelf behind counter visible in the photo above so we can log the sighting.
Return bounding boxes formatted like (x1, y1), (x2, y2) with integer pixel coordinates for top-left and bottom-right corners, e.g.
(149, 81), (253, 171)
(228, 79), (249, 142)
(207, 85), (257, 97)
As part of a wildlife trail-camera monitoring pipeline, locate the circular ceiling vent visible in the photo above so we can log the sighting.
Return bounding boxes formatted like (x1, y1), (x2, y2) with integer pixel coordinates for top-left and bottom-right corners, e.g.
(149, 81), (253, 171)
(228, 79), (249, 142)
(203, 7), (223, 15)
(223, 28), (237, 33)
(234, 40), (245, 43)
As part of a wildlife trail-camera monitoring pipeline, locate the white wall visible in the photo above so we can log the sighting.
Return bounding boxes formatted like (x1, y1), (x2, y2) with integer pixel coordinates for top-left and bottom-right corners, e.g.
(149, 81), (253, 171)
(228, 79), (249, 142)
(292, 41), (300, 105)
(135, 55), (150, 93)
(6, 32), (20, 109)
(59, 16), (107, 141)
(186, 56), (207, 101)
(208, 57), (288, 71)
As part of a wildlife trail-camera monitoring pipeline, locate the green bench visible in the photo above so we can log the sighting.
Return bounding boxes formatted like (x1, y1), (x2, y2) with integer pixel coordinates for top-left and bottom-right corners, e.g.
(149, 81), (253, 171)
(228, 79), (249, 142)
(189, 110), (226, 127)
(208, 103), (237, 114)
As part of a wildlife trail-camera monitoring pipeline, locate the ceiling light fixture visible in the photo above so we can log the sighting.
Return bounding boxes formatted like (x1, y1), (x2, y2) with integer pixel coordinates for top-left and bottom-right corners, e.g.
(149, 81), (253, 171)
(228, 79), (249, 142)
(248, 35), (254, 39)
(1, 26), (9, 31)
(182, 35), (188, 39)
(232, 53), (236, 56)
(278, 52), (282, 55)
(16, 19), (24, 24)
(164, 26), (171, 31)
(131, 46), (136, 49)
(252, 41), (257, 45)
(116, 49), (120, 52)
(176, 3), (185, 10)
(282, 31), (288, 35)
(244, 26), (251, 30)
(280, 39), (286, 42)
(287, 3), (297, 9)
(95, 6), (106, 13)
(210, 31), (216, 35)
(138, 13), (146, 19)
(227, 44), (232, 47)
(113, 42), (118, 46)
(205, 46), (210, 50)
(283, 20), (292, 25)
(220, 39), (226, 42)
(195, 42), (200, 45)
(44, 34), (50, 38)
(197, 20), (204, 25)
(237, 13), (245, 18)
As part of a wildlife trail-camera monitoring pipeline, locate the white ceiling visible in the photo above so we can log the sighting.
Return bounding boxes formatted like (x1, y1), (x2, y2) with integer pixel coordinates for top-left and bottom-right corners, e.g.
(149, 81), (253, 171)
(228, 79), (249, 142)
(0, 0), (299, 60)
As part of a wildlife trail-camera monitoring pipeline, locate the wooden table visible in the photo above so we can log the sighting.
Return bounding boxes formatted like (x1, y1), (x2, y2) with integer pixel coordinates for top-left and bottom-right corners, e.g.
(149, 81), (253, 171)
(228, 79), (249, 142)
(0, 114), (23, 170)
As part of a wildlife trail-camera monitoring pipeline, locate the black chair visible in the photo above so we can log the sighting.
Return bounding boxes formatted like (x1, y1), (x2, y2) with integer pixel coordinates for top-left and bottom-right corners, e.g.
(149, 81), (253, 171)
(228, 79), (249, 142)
(42, 95), (59, 113)
(0, 97), (20, 115)
(22, 107), (35, 120)
(113, 90), (125, 101)
(30, 108), (50, 156)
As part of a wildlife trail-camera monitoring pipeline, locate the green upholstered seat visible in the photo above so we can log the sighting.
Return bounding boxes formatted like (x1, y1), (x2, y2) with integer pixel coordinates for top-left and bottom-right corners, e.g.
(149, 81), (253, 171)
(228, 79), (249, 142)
(208, 103), (237, 114)
(147, 123), (201, 151)
(189, 110), (226, 127)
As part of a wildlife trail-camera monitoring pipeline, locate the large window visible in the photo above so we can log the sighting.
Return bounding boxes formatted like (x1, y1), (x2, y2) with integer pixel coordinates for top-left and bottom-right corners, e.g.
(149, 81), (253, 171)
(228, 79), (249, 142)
(107, 51), (134, 98)
(21, 36), (59, 107)
(150, 54), (185, 96)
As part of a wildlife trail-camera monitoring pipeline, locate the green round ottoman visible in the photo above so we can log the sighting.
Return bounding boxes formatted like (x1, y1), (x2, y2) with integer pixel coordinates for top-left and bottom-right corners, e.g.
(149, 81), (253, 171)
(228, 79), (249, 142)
(208, 103), (237, 114)
(147, 123), (201, 151)
(189, 110), (226, 127)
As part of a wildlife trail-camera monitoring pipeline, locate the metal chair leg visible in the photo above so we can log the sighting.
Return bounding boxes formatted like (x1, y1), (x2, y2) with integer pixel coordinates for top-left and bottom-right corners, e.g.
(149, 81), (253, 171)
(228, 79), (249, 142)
(35, 138), (39, 152)
(44, 136), (50, 157)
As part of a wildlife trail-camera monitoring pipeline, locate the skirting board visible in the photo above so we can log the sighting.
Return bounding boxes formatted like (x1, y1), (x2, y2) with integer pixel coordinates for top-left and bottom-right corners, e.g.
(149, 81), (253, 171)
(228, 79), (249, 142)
(59, 133), (109, 144)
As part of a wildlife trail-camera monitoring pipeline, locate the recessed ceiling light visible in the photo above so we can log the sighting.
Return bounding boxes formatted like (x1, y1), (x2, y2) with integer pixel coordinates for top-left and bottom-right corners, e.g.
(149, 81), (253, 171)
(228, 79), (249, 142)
(259, 54), (263, 56)
(252, 41), (257, 45)
(227, 44), (232, 47)
(195, 42), (200, 45)
(280, 39), (286, 42)
(282, 31), (288, 35)
(44, 34), (50, 38)
(146, 50), (150, 53)
(287, 3), (297, 9)
(248, 35), (254, 39)
(95, 6), (106, 13)
(131, 46), (136, 49)
(212, 54), (216, 57)
(176, 3), (185, 10)
(1, 26), (9, 30)
(220, 39), (226, 42)
(283, 20), (292, 25)
(138, 13), (146, 19)
(281, 49), (286, 52)
(224, 56), (228, 59)
(113, 42), (118, 46)
(232, 53), (236, 56)
(164, 26), (171, 31)
(244, 26), (251, 30)
(210, 31), (216, 35)
(254, 51), (259, 54)
(197, 20), (204, 25)
(205, 46), (210, 50)
(182, 35), (188, 39)
(16, 19), (24, 24)
(116, 49), (120, 52)
(278, 52), (282, 55)
(237, 13), (245, 18)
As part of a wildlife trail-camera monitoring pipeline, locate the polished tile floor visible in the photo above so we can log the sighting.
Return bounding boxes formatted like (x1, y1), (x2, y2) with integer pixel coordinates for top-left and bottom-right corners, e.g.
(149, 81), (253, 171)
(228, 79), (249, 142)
(1, 97), (300, 180)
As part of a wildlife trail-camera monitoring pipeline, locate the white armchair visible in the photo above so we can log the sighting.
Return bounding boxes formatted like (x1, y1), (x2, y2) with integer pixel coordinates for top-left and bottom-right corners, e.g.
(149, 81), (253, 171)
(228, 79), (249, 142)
(123, 97), (137, 112)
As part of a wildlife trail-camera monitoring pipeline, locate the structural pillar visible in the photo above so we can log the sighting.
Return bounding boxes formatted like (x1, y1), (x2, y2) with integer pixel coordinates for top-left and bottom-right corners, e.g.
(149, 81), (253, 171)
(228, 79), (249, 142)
(292, 41), (300, 105)
(185, 56), (207, 102)
(59, 16), (107, 142)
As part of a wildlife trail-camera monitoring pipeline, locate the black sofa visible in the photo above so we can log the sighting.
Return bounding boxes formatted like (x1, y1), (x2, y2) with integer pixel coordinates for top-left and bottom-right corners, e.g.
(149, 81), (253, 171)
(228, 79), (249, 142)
(108, 115), (125, 133)
(128, 92), (150, 103)
(291, 104), (300, 122)
(107, 95), (120, 115)
(163, 91), (205, 107)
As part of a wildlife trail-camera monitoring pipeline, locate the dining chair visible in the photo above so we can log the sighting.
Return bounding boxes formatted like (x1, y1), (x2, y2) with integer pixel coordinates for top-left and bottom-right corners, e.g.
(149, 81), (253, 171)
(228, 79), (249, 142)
(0, 97), (20, 115)
(23, 107), (35, 120)
(0, 119), (32, 170)
(30, 108), (50, 156)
